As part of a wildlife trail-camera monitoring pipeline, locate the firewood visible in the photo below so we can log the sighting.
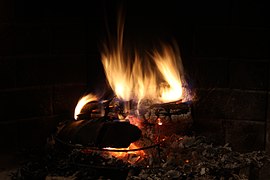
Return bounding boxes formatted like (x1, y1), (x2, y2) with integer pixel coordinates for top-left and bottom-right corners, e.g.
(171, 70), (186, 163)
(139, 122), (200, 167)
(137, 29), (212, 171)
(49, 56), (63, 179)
(142, 101), (193, 136)
(57, 118), (141, 148)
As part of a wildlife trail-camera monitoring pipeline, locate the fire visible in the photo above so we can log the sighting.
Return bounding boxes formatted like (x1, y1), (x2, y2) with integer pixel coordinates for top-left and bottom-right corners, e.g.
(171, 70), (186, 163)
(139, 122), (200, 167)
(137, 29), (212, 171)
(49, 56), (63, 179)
(103, 116), (145, 164)
(157, 118), (163, 126)
(153, 44), (184, 103)
(101, 20), (188, 104)
(101, 18), (133, 101)
(104, 143), (145, 164)
(71, 14), (193, 166)
(74, 94), (97, 120)
(127, 115), (143, 129)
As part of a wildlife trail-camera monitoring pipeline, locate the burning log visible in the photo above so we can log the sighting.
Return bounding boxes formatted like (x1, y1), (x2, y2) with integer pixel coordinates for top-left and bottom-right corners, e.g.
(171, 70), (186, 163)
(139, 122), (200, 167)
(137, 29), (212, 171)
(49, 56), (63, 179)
(76, 100), (105, 120)
(56, 118), (141, 148)
(142, 101), (193, 136)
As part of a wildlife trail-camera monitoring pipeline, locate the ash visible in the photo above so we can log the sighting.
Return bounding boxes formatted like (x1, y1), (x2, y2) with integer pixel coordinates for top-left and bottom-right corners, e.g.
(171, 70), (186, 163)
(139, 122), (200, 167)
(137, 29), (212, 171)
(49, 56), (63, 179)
(11, 135), (269, 180)
(128, 135), (270, 180)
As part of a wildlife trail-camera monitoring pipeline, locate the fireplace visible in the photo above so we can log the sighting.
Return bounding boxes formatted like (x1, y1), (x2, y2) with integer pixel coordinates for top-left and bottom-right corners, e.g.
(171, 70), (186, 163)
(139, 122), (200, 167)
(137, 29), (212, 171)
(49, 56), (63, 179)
(1, 0), (270, 179)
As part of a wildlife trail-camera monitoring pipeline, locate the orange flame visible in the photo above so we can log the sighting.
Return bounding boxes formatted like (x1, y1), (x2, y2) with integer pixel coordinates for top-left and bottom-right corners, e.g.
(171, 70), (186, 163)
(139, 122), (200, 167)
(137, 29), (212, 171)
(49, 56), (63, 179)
(101, 19), (189, 104)
(74, 94), (97, 120)
(153, 44), (184, 103)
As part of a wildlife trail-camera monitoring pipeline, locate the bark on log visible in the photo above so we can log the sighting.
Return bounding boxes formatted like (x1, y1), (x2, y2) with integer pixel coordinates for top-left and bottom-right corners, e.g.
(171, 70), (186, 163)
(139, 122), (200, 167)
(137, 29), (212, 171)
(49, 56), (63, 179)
(57, 118), (142, 148)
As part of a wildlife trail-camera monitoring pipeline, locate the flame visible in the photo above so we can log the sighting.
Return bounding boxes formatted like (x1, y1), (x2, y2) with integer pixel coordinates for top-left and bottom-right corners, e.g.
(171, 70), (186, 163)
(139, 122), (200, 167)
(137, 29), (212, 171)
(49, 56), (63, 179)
(102, 41), (187, 103)
(153, 44), (184, 103)
(101, 15), (189, 104)
(101, 16), (133, 101)
(74, 94), (97, 120)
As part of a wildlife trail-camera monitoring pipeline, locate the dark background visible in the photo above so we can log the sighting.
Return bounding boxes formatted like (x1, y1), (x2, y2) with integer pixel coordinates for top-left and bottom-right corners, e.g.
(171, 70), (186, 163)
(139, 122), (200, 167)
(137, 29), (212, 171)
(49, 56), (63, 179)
(0, 0), (270, 154)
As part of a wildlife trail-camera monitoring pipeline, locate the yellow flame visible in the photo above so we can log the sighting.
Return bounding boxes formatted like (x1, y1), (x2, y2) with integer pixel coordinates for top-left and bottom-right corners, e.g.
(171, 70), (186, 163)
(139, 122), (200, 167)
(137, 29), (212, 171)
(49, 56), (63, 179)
(101, 25), (132, 100)
(153, 44), (183, 103)
(101, 15), (189, 104)
(102, 42), (186, 103)
(74, 94), (97, 120)
(132, 56), (158, 102)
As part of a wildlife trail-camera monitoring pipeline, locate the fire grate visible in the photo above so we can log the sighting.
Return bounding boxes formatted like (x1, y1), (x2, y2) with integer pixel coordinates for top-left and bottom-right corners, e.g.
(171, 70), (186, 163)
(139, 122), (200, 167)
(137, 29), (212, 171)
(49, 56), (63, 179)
(54, 137), (163, 169)
(53, 95), (193, 169)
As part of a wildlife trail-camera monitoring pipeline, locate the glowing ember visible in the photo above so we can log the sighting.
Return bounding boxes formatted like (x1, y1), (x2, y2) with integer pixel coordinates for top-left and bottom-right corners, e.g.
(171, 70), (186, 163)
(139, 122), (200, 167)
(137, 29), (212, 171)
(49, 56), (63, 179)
(127, 115), (143, 129)
(104, 143), (145, 164)
(74, 94), (97, 120)
(157, 118), (163, 126)
(103, 116), (145, 163)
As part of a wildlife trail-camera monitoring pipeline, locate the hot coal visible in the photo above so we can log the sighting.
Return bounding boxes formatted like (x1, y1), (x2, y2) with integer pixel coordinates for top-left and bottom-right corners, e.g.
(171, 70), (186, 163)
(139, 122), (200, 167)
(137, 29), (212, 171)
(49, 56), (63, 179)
(57, 118), (142, 148)
(140, 101), (193, 137)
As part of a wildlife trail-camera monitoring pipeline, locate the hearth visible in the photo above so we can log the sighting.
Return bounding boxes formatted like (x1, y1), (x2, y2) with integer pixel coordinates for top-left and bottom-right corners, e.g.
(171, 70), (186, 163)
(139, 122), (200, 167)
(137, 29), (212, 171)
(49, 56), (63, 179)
(4, 3), (270, 179)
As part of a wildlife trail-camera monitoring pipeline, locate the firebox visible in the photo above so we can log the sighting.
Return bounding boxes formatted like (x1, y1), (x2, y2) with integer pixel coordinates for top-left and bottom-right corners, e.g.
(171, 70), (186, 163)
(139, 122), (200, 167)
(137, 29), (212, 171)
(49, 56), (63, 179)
(1, 0), (270, 179)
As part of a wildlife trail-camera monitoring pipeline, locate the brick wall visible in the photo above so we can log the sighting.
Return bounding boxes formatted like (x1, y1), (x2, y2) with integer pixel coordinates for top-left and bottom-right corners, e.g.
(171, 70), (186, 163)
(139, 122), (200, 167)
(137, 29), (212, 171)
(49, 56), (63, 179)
(1, 0), (270, 153)
(184, 1), (270, 152)
(0, 0), (106, 152)
(124, 0), (270, 153)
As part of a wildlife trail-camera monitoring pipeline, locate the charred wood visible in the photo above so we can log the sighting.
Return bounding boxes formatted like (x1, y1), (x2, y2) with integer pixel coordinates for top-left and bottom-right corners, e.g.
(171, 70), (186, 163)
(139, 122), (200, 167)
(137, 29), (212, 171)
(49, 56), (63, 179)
(56, 118), (142, 148)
